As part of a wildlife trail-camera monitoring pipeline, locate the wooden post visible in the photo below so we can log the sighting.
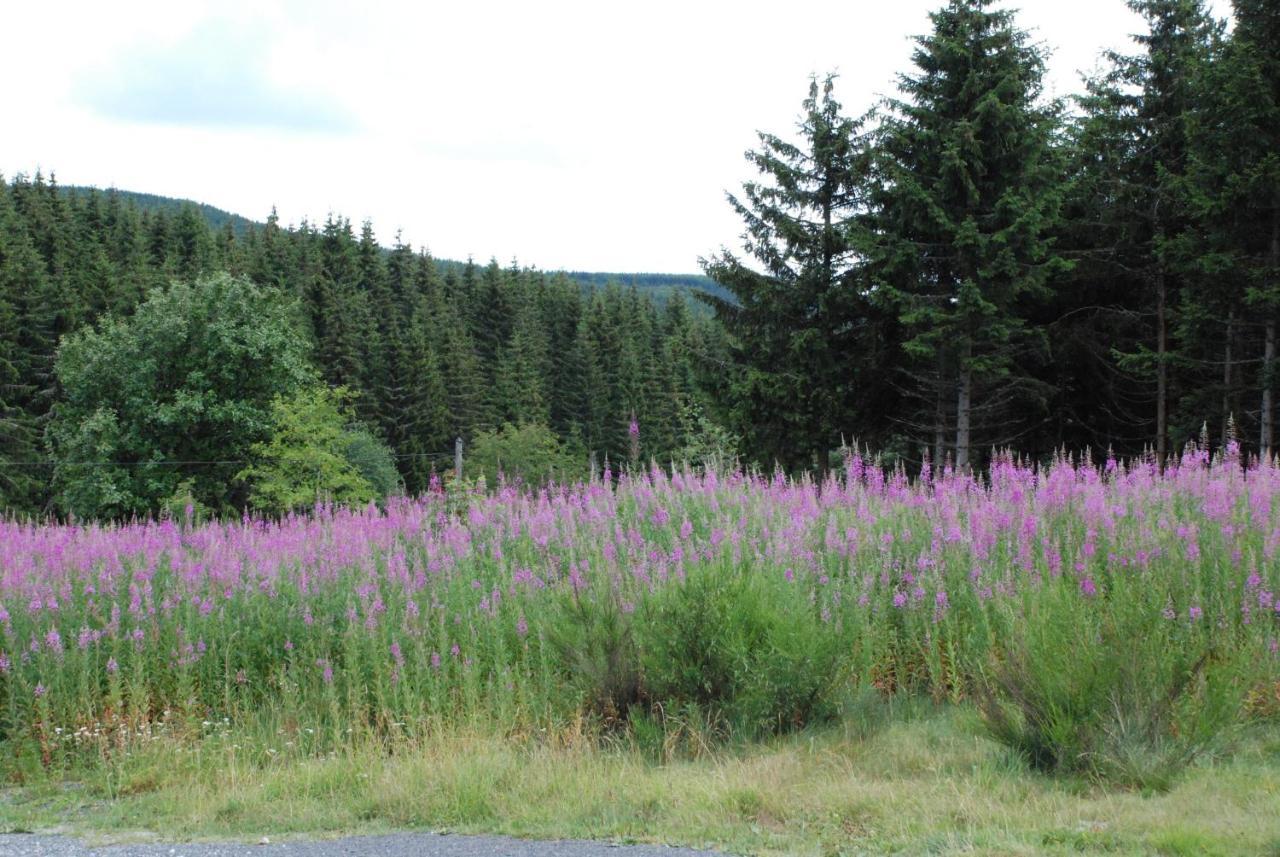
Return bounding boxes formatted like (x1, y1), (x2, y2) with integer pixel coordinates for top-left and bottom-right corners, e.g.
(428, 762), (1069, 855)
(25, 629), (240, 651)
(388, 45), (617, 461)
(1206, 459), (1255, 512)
(455, 436), (464, 482)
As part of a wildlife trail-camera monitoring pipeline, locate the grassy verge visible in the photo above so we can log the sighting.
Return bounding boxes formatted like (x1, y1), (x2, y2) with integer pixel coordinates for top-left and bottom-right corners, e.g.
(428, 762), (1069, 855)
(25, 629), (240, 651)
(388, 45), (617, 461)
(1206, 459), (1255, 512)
(3, 705), (1278, 856)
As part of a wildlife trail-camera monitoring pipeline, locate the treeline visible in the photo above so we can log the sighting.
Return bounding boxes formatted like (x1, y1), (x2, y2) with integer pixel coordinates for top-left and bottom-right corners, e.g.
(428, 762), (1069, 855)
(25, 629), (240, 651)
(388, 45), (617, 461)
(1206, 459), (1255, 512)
(705, 0), (1280, 471)
(0, 174), (727, 514)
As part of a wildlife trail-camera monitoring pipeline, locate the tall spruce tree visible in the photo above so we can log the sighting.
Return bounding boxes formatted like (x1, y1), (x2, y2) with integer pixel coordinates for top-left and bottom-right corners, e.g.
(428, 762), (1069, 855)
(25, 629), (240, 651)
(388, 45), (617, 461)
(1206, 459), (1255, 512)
(1072, 0), (1220, 461)
(870, 0), (1066, 470)
(701, 75), (867, 470)
(0, 179), (49, 509)
(1187, 0), (1280, 456)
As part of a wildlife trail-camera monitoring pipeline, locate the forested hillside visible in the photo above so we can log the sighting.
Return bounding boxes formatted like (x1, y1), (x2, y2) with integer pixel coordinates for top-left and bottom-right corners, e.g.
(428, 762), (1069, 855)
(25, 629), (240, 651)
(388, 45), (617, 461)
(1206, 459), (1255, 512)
(0, 174), (728, 515)
(63, 187), (727, 304)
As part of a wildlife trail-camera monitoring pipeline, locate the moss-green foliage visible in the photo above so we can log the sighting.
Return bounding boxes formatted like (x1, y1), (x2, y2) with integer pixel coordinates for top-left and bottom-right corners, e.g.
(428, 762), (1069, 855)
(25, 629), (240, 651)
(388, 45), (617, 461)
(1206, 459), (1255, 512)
(543, 559), (845, 741)
(545, 587), (645, 726)
(237, 387), (394, 514)
(468, 422), (586, 488)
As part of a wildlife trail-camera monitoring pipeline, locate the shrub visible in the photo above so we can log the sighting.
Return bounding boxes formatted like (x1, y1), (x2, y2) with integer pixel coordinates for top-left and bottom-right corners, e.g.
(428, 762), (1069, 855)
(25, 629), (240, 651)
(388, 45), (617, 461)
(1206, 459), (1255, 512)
(544, 586), (645, 728)
(237, 387), (380, 514)
(343, 428), (402, 501)
(468, 422), (585, 488)
(979, 583), (1250, 790)
(636, 559), (846, 739)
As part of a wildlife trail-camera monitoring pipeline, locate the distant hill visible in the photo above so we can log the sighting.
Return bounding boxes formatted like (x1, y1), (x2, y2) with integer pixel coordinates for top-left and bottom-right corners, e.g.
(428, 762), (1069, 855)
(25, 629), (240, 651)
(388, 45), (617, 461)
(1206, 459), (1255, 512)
(60, 186), (729, 305)
(62, 186), (260, 237)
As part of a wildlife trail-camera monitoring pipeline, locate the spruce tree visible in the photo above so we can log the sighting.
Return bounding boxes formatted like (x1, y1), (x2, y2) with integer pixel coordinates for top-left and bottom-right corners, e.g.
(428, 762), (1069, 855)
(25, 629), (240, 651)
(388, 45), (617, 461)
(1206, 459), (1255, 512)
(702, 75), (867, 470)
(1187, 0), (1280, 455)
(1072, 0), (1220, 460)
(0, 180), (49, 509)
(870, 0), (1066, 469)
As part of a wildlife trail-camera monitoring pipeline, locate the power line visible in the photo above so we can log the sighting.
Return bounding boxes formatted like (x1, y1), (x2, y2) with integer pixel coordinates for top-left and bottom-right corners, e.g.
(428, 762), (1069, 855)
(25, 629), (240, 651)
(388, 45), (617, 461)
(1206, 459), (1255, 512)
(0, 450), (461, 468)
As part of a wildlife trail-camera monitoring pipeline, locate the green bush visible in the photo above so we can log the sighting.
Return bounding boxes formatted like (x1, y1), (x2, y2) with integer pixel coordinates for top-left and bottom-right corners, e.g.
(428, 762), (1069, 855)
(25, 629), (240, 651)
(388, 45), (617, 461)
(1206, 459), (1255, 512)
(636, 559), (846, 739)
(545, 586), (645, 727)
(343, 428), (402, 501)
(979, 584), (1250, 790)
(237, 387), (385, 514)
(468, 422), (585, 488)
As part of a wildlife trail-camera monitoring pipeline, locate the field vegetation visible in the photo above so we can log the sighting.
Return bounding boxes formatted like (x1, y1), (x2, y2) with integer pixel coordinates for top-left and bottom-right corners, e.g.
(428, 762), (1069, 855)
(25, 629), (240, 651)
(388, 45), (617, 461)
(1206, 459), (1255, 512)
(1, 448), (1277, 853)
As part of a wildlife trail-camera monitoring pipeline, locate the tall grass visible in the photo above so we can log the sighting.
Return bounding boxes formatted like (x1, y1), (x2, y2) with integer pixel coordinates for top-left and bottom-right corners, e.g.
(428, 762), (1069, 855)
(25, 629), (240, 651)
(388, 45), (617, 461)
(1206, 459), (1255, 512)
(1, 445), (1277, 787)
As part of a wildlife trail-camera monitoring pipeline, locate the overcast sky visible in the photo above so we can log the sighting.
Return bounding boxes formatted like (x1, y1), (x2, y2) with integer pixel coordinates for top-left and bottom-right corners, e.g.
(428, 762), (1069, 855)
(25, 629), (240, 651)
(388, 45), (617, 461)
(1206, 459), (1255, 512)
(3, 0), (1232, 274)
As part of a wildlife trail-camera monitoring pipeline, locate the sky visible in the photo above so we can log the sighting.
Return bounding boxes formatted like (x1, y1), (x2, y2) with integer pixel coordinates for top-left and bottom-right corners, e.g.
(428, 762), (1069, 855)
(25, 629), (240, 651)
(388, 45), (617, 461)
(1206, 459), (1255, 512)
(3, 0), (1233, 274)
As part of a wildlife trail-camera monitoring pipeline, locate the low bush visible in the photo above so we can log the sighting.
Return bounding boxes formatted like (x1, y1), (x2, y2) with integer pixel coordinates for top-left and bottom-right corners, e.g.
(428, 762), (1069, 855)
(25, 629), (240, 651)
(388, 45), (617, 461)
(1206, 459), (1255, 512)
(545, 586), (645, 728)
(979, 581), (1252, 790)
(636, 559), (847, 739)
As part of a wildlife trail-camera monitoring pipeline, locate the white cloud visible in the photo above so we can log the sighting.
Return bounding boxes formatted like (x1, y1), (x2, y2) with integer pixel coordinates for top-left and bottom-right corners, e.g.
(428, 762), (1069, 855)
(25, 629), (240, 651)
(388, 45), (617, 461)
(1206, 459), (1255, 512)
(75, 19), (354, 133)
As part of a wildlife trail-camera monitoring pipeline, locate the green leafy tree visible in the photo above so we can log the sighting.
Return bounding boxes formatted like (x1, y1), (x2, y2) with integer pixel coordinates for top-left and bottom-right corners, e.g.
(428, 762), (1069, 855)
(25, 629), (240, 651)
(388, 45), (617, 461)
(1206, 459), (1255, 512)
(468, 422), (586, 488)
(47, 273), (315, 518)
(237, 387), (381, 514)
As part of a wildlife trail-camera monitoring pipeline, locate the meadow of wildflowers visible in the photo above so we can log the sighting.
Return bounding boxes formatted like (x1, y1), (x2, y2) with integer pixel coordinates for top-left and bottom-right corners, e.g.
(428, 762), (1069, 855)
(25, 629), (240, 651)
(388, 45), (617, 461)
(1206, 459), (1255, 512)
(1, 445), (1277, 784)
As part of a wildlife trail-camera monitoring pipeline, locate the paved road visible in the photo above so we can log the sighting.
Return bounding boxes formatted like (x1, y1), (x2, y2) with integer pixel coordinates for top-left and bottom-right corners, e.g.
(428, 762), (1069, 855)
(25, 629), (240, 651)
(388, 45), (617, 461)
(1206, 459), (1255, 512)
(0, 834), (723, 857)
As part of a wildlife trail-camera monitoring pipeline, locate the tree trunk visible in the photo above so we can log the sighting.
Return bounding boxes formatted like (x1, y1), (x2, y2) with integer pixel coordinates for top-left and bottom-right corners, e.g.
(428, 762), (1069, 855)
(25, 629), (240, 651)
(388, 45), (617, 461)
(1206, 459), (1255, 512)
(955, 348), (971, 472)
(1264, 207), (1279, 459)
(1263, 322), (1275, 458)
(1156, 269), (1168, 467)
(933, 384), (946, 475)
(1222, 309), (1234, 448)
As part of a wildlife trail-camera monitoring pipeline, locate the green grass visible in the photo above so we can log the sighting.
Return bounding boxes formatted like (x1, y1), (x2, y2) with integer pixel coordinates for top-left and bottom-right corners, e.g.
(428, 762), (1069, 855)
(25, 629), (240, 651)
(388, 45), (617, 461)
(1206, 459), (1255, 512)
(3, 704), (1278, 856)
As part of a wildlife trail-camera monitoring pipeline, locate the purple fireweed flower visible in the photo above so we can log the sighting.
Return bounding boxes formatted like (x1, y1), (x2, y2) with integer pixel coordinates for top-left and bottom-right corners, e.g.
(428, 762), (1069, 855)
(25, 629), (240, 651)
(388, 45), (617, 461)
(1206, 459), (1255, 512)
(892, 591), (907, 609)
(45, 628), (62, 654)
(106, 657), (119, 673)
(1080, 577), (1097, 598)
(0, 653), (9, 674)
(516, 615), (528, 637)
(450, 643), (460, 658)
(431, 651), (442, 670)
(1188, 605), (1203, 621)
(33, 684), (46, 698)
(284, 639), (293, 652)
